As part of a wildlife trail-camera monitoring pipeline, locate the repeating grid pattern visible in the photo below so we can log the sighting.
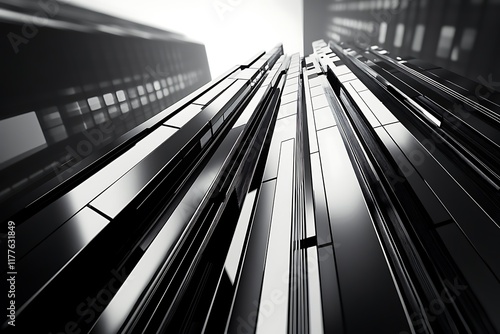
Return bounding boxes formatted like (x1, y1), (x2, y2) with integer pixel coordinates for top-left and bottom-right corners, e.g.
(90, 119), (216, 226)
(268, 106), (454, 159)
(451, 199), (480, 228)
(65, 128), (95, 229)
(322, 0), (500, 79)
(0, 22), (211, 203)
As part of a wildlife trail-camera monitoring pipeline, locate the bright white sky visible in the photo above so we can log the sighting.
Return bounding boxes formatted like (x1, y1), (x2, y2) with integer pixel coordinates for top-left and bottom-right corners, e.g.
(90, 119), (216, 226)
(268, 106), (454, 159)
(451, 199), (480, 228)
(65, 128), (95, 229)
(66, 0), (303, 78)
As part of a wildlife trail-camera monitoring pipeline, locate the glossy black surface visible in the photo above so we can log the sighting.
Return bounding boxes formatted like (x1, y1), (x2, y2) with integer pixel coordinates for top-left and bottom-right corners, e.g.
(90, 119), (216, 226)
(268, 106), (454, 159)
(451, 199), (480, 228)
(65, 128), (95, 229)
(90, 80), (248, 218)
(317, 126), (410, 333)
(17, 207), (108, 308)
(437, 223), (500, 331)
(385, 122), (500, 279)
(90, 125), (244, 334)
(227, 179), (276, 334)
(312, 39), (500, 333)
(374, 126), (452, 225)
(4, 5), (500, 330)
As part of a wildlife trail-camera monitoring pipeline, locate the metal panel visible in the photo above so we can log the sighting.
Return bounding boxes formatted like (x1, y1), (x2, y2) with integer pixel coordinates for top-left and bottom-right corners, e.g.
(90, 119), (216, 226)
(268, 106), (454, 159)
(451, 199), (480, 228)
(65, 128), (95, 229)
(233, 87), (267, 128)
(303, 72), (319, 156)
(313, 106), (337, 130)
(307, 247), (324, 334)
(281, 91), (298, 105)
(337, 72), (357, 83)
(317, 245), (343, 333)
(277, 101), (297, 120)
(17, 207), (108, 308)
(283, 83), (299, 96)
(309, 76), (323, 88)
(343, 82), (381, 128)
(224, 189), (258, 284)
(310, 85), (324, 98)
(317, 126), (411, 333)
(165, 104), (203, 128)
(350, 79), (368, 92)
(90, 127), (242, 334)
(263, 115), (296, 181)
(193, 79), (236, 106)
(311, 94), (329, 110)
(374, 127), (452, 225)
(227, 180), (277, 334)
(310, 153), (332, 246)
(256, 139), (295, 334)
(90, 80), (248, 218)
(385, 122), (500, 279)
(17, 125), (177, 259)
(359, 90), (399, 125)
(229, 68), (260, 81)
(437, 224), (500, 332)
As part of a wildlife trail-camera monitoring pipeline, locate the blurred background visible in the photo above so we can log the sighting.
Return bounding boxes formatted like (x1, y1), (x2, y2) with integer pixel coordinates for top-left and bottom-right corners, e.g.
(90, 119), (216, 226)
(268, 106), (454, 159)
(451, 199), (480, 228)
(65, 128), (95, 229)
(304, 0), (500, 81)
(67, 0), (304, 78)
(68, 0), (500, 81)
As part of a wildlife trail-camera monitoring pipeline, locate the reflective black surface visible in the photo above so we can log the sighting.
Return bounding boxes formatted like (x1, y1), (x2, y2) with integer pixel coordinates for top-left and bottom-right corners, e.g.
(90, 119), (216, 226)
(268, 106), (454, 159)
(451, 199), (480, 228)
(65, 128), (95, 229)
(2, 3), (500, 332)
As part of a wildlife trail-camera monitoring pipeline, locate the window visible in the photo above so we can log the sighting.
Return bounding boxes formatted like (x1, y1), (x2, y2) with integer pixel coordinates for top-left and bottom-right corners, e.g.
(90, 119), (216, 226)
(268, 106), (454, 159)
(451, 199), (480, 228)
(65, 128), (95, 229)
(394, 23), (405, 47)
(103, 93), (115, 106)
(412, 24), (425, 52)
(460, 28), (476, 50)
(379, 22), (388, 44)
(436, 26), (455, 58)
(88, 97), (102, 111)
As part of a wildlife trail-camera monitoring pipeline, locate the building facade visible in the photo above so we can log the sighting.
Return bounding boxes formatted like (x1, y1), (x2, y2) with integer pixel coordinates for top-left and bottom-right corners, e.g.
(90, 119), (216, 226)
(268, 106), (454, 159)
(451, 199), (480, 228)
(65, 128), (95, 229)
(0, 0), (211, 212)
